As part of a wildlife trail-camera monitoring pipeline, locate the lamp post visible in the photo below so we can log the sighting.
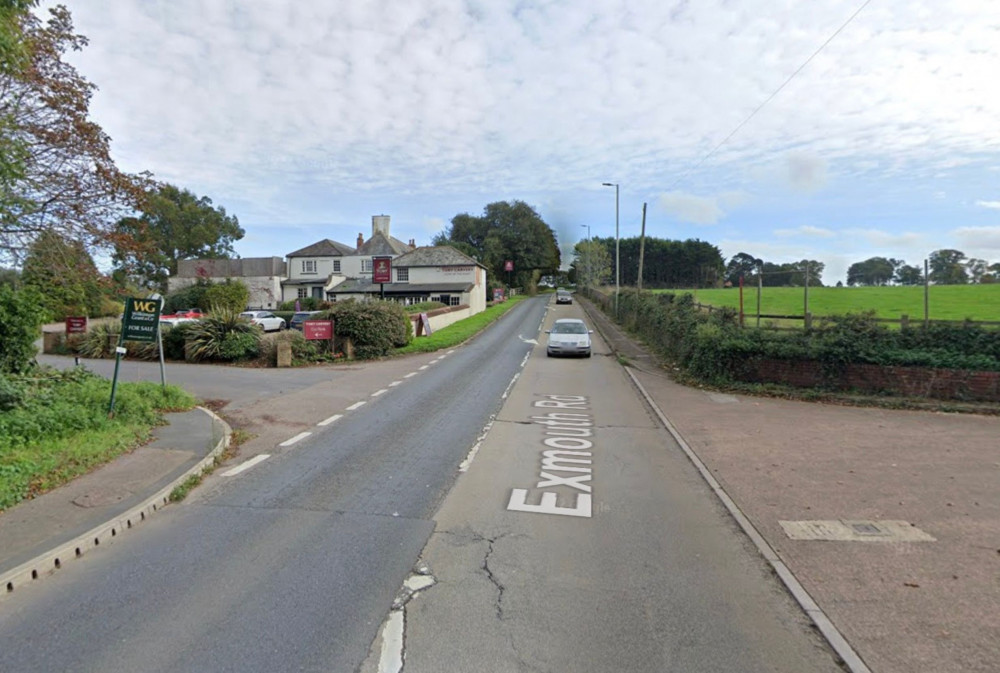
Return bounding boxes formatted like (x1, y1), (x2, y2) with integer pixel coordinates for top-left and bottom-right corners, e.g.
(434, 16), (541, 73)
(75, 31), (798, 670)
(602, 182), (619, 316)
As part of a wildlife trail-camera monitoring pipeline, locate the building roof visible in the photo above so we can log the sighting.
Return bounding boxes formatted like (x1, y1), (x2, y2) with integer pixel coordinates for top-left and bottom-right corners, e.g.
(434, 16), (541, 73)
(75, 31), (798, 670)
(329, 279), (474, 295)
(357, 231), (413, 256)
(392, 246), (485, 268)
(287, 239), (357, 257)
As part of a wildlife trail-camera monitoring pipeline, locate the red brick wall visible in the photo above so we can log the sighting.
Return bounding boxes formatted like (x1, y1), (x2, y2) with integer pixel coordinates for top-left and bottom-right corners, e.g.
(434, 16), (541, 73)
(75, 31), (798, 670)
(741, 358), (1000, 402)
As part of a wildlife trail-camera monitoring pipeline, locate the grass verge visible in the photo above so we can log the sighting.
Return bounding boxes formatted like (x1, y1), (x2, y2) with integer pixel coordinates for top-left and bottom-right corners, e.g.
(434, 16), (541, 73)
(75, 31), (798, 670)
(395, 295), (531, 354)
(0, 367), (196, 511)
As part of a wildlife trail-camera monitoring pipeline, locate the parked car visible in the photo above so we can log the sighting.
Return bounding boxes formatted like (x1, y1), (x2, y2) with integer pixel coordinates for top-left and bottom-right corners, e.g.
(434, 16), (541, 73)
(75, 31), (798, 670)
(545, 318), (592, 357)
(159, 308), (205, 327)
(289, 310), (323, 331)
(240, 310), (286, 332)
(555, 290), (573, 304)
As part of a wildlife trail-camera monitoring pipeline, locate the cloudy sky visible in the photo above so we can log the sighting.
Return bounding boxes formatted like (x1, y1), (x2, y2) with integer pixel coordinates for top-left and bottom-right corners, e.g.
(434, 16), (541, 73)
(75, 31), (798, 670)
(53, 0), (1000, 283)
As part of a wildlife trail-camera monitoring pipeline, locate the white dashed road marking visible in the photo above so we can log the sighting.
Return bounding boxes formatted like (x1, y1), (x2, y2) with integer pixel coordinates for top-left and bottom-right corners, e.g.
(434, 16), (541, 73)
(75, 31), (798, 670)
(318, 414), (343, 427)
(221, 454), (270, 477)
(404, 372), (417, 378)
(372, 389), (388, 397)
(389, 381), (402, 387)
(419, 365), (429, 370)
(346, 401), (366, 411)
(279, 432), (312, 447)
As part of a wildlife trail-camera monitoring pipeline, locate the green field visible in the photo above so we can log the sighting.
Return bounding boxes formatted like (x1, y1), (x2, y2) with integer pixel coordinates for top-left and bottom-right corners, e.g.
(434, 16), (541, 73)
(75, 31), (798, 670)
(652, 285), (1000, 323)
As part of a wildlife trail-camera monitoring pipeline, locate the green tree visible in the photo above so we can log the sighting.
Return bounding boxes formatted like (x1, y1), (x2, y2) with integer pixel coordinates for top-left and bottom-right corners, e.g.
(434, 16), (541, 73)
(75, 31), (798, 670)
(202, 279), (250, 313)
(436, 201), (560, 291)
(0, 5), (148, 270)
(724, 252), (763, 285)
(571, 240), (612, 288)
(846, 257), (900, 286)
(0, 282), (44, 373)
(113, 183), (245, 291)
(20, 229), (105, 318)
(966, 258), (988, 283)
(894, 264), (924, 286)
(928, 249), (968, 285)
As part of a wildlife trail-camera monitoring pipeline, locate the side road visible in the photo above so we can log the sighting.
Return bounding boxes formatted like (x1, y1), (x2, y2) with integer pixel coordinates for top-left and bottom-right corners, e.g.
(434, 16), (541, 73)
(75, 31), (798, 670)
(578, 296), (1000, 673)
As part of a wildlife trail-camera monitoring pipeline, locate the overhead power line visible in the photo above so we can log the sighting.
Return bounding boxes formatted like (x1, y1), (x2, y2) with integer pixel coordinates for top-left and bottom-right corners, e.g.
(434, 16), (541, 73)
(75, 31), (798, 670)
(667, 0), (874, 191)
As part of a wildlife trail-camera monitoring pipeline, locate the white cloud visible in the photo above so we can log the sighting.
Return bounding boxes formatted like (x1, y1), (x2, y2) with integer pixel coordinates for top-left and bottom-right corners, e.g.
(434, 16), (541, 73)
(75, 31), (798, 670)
(975, 200), (1000, 210)
(953, 226), (1000, 252)
(658, 192), (725, 224)
(773, 225), (835, 238)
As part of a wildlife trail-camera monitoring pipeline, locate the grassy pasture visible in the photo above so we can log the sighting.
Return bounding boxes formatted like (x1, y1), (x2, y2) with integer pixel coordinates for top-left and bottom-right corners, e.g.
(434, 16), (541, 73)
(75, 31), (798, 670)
(663, 285), (1000, 323)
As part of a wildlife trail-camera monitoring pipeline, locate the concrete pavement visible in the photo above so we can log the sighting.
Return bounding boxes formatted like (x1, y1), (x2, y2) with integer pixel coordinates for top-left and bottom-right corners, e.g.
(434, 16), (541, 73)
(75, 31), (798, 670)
(578, 295), (1000, 673)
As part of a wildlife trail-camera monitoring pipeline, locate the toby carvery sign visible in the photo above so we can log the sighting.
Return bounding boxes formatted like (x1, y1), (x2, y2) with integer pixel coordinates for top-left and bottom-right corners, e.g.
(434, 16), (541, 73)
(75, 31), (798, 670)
(121, 297), (162, 343)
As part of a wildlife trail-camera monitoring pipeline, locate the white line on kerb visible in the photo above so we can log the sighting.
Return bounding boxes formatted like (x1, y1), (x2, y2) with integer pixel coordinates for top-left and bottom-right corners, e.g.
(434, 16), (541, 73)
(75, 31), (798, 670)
(346, 401), (366, 411)
(318, 414), (342, 427)
(372, 388), (388, 397)
(221, 454), (270, 477)
(279, 432), (312, 447)
(404, 372), (417, 378)
(459, 416), (496, 472)
(388, 380), (402, 387)
(520, 351), (530, 368)
(502, 372), (520, 399)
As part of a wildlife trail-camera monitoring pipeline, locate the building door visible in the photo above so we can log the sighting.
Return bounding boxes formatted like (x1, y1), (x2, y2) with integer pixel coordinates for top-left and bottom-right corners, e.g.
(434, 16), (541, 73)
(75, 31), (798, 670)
(312, 287), (323, 299)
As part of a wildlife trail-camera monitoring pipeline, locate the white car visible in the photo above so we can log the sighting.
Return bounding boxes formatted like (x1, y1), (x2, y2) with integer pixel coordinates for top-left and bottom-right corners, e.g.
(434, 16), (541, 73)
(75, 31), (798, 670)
(240, 310), (286, 332)
(546, 318), (593, 358)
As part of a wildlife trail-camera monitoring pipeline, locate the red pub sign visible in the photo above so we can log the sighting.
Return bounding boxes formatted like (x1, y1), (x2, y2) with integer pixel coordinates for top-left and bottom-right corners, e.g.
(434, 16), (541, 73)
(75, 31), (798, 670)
(65, 316), (87, 333)
(504, 260), (514, 272)
(372, 256), (392, 283)
(303, 320), (333, 340)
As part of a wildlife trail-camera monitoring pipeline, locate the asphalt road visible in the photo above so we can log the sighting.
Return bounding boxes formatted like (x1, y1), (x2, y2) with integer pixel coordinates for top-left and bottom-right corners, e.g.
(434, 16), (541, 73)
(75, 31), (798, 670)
(0, 299), (549, 672)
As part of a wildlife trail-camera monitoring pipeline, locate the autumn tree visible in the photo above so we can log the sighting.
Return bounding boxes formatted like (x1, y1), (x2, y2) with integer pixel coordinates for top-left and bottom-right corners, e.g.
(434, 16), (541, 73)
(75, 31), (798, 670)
(0, 4), (149, 270)
(112, 183), (245, 291)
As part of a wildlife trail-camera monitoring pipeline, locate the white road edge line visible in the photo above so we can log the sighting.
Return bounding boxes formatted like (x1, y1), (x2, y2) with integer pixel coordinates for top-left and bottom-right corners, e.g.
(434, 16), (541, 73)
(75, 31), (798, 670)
(279, 432), (312, 447)
(623, 367), (873, 673)
(346, 401), (366, 411)
(459, 416), (496, 473)
(502, 372), (520, 399)
(221, 454), (270, 477)
(447, 349), (455, 354)
(317, 414), (343, 427)
(419, 365), (429, 370)
(388, 380), (402, 387)
(520, 351), (530, 368)
(372, 388), (388, 397)
(404, 372), (417, 378)
(376, 609), (404, 673)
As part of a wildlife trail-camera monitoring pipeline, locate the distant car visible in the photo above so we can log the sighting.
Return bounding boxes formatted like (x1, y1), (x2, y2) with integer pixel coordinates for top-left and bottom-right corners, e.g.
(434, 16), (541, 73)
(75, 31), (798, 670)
(240, 310), (286, 332)
(546, 318), (592, 357)
(289, 310), (323, 331)
(159, 308), (205, 327)
(556, 290), (572, 304)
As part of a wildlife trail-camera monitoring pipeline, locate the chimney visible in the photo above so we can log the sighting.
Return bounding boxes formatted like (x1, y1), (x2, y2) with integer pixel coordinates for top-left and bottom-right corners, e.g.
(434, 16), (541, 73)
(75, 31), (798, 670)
(372, 214), (390, 238)
(356, 232), (364, 250)
(408, 238), (415, 247)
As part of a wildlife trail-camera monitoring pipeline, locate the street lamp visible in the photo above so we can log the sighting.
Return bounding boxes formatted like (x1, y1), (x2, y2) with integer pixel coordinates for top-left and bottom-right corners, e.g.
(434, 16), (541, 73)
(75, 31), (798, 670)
(602, 182), (619, 315)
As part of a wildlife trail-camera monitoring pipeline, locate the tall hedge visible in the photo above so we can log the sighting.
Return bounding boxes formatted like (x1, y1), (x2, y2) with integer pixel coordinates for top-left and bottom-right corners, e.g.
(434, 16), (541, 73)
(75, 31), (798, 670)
(0, 285), (46, 374)
(326, 300), (411, 359)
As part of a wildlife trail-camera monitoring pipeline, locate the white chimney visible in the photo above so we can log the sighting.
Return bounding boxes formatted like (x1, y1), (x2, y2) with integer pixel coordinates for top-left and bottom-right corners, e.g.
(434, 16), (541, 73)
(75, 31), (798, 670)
(372, 215), (390, 238)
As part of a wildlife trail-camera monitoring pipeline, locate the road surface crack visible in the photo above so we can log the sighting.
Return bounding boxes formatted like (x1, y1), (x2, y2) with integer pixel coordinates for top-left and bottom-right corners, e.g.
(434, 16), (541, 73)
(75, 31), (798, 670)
(482, 535), (506, 619)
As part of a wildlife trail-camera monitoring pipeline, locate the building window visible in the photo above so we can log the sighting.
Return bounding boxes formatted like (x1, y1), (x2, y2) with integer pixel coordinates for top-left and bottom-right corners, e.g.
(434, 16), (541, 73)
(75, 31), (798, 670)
(302, 260), (316, 274)
(297, 288), (307, 298)
(450, 296), (461, 306)
(362, 259), (373, 273)
(396, 268), (409, 282)
(333, 260), (341, 273)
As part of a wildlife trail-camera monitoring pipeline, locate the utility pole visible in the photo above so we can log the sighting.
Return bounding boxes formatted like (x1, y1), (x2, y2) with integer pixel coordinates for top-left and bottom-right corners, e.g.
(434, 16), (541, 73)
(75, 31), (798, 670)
(636, 203), (647, 291)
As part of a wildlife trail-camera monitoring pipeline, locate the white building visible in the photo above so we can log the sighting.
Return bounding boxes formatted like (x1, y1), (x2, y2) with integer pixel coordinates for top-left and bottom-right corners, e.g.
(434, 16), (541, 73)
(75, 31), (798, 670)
(168, 257), (286, 309)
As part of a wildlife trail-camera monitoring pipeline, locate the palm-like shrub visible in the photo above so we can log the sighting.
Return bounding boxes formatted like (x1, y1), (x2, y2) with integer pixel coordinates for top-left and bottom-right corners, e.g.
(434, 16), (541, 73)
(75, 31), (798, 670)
(77, 321), (120, 359)
(183, 306), (260, 362)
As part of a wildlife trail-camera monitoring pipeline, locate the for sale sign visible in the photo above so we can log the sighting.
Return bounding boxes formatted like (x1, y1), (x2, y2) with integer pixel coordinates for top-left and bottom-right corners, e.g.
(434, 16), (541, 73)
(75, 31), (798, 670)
(373, 256), (392, 283)
(121, 297), (161, 343)
(303, 320), (334, 340)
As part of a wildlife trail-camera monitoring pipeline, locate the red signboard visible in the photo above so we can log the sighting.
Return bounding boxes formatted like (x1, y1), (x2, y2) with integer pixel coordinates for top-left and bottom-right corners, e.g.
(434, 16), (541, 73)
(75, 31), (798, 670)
(303, 320), (333, 340)
(492, 288), (505, 302)
(504, 260), (514, 272)
(373, 256), (392, 283)
(65, 316), (87, 333)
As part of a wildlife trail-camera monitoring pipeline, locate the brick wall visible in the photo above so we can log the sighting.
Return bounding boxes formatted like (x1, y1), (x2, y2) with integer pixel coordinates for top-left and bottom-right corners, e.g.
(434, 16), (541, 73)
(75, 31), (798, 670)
(741, 358), (1000, 402)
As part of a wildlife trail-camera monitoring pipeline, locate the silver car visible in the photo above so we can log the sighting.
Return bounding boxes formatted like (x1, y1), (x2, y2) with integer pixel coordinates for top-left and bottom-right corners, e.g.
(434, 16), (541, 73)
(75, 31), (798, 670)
(546, 318), (592, 358)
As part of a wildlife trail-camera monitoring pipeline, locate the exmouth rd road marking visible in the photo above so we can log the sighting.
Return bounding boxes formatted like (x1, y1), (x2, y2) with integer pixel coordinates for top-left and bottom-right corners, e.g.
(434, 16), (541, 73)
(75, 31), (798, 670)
(507, 395), (594, 518)
(222, 454), (270, 477)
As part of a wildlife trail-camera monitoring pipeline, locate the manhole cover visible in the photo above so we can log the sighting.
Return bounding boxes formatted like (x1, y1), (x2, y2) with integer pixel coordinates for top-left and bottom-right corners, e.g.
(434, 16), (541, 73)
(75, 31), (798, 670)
(779, 520), (935, 542)
(72, 487), (132, 508)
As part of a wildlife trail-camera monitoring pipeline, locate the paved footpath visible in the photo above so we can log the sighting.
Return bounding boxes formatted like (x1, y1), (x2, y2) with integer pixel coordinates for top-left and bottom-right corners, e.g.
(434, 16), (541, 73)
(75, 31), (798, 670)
(579, 297), (1000, 673)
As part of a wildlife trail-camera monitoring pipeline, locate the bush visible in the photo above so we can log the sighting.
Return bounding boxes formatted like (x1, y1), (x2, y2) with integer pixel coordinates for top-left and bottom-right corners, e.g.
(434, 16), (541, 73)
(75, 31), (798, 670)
(161, 322), (195, 360)
(203, 279), (250, 313)
(77, 322), (120, 359)
(182, 307), (261, 361)
(327, 300), (411, 359)
(0, 285), (45, 374)
(164, 281), (211, 314)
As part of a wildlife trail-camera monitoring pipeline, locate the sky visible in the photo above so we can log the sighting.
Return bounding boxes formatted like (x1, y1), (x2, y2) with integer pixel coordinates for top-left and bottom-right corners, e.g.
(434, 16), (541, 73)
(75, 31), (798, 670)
(49, 0), (1000, 284)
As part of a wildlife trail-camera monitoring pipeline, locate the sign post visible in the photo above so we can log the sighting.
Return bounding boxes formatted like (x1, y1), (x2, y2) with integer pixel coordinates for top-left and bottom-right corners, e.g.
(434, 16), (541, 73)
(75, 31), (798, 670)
(373, 256), (392, 300)
(109, 297), (162, 416)
(504, 259), (513, 290)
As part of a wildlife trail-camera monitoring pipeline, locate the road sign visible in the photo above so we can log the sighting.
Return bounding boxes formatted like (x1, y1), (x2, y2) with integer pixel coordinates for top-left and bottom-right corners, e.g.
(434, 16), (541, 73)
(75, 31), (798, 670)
(65, 316), (87, 334)
(121, 297), (161, 343)
(504, 260), (514, 272)
(373, 256), (392, 283)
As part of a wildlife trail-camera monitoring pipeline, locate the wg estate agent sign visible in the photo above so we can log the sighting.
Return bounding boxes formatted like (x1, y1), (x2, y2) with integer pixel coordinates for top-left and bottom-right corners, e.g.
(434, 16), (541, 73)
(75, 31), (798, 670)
(121, 297), (162, 342)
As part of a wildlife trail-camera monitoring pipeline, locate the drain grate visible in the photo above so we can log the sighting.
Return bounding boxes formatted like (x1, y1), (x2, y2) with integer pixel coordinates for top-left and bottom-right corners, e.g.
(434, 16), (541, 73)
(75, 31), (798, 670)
(779, 519), (936, 542)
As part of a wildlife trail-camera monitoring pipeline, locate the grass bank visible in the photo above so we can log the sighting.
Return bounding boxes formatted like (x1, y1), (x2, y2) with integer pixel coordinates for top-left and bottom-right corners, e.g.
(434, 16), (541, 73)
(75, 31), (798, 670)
(680, 285), (1000, 322)
(395, 295), (531, 354)
(0, 367), (196, 511)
